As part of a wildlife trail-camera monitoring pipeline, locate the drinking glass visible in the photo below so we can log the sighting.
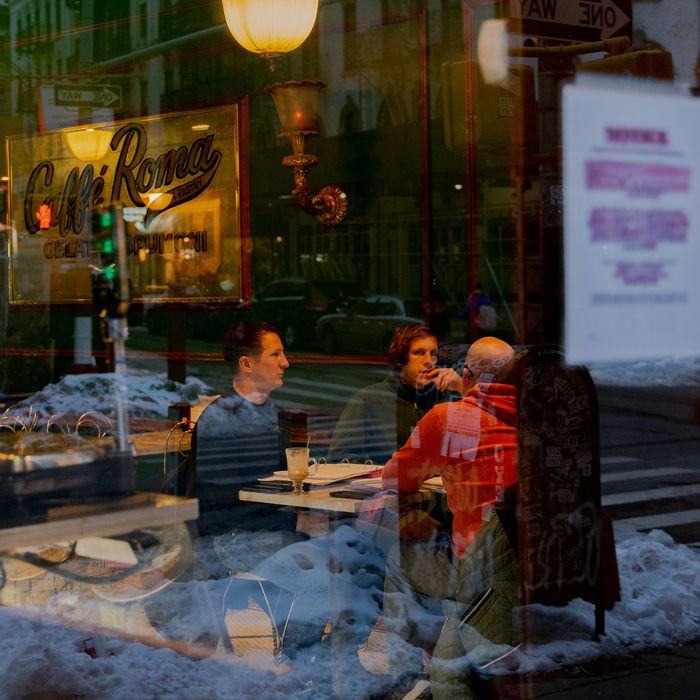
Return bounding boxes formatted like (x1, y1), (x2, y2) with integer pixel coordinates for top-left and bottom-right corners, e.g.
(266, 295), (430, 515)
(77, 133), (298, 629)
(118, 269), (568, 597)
(286, 447), (318, 494)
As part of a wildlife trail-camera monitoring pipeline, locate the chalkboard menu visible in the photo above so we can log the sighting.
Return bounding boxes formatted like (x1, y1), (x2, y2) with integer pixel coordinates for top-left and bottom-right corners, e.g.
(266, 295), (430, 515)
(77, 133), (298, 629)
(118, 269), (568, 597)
(517, 345), (603, 609)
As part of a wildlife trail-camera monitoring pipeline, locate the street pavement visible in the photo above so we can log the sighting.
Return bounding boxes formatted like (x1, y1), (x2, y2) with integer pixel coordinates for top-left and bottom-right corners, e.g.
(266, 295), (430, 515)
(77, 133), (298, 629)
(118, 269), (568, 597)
(491, 637), (700, 699)
(597, 385), (700, 548)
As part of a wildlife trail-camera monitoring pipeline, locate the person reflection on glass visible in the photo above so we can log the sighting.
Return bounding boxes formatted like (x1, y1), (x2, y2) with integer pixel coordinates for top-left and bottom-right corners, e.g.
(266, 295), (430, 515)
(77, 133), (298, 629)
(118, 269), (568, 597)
(147, 321), (300, 656)
(192, 320), (293, 536)
(380, 336), (519, 688)
(328, 323), (463, 466)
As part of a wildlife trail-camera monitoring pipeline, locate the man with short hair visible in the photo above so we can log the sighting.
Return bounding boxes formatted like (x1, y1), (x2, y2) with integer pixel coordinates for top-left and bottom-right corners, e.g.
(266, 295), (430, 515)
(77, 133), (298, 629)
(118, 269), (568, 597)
(380, 336), (518, 683)
(222, 321), (289, 402)
(193, 320), (292, 534)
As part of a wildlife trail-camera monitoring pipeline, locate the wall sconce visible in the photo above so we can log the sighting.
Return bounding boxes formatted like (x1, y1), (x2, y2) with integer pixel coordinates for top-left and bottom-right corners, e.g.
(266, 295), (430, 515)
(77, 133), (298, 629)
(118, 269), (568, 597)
(266, 80), (348, 227)
(221, 0), (318, 69)
(65, 127), (113, 162)
(220, 1), (346, 224)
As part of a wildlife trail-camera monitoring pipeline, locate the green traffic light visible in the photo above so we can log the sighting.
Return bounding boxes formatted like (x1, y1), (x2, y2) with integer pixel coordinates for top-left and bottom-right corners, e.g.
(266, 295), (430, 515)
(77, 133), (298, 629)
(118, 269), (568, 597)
(104, 266), (116, 281)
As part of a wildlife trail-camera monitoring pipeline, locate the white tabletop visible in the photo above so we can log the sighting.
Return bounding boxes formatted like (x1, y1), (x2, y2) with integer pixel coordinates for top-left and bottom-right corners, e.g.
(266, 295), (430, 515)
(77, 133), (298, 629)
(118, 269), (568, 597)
(129, 429), (192, 456)
(238, 485), (392, 514)
(239, 481), (439, 515)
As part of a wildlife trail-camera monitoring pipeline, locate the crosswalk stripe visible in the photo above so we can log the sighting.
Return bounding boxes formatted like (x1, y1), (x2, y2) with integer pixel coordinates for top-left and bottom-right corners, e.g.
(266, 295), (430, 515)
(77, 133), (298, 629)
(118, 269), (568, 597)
(277, 386), (349, 405)
(601, 456), (641, 465)
(278, 372), (396, 406)
(601, 466), (693, 483)
(283, 377), (360, 395)
(614, 508), (700, 530)
(603, 483), (700, 506)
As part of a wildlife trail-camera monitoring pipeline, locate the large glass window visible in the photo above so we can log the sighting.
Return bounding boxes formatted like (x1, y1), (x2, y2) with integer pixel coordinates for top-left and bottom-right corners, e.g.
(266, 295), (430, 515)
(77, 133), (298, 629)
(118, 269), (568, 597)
(1, 1), (699, 697)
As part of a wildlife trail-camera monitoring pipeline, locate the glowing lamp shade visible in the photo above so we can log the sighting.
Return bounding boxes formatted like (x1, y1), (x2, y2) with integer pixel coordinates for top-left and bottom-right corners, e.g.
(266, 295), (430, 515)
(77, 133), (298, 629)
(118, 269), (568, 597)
(65, 128), (113, 162)
(265, 80), (325, 133)
(221, 0), (318, 59)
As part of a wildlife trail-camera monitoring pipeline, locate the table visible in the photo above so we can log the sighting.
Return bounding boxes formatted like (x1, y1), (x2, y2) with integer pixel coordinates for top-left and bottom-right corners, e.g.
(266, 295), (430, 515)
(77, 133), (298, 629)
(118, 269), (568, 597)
(239, 476), (443, 515)
(0, 493), (199, 550)
(0, 493), (201, 659)
(239, 480), (443, 538)
(129, 428), (191, 457)
(239, 485), (401, 514)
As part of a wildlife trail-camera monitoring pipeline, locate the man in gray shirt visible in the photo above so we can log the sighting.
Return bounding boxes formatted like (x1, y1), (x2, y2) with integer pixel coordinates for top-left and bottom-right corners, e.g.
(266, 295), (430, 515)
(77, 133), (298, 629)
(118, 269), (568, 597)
(193, 320), (291, 534)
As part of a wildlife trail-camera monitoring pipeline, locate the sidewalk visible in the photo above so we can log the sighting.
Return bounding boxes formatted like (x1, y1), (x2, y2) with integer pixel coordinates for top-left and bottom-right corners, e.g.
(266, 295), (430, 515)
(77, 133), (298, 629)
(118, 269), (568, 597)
(492, 638), (700, 699)
(359, 619), (700, 699)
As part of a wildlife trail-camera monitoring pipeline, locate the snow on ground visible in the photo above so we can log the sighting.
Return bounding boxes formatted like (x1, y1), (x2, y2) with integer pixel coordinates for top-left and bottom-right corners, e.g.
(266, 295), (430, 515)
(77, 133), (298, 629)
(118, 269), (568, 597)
(587, 355), (700, 387)
(0, 526), (699, 699)
(498, 528), (700, 675)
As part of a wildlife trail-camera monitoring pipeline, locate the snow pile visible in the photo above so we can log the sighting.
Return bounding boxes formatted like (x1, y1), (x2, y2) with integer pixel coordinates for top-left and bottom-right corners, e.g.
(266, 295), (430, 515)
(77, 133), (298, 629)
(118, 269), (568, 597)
(4, 370), (215, 423)
(588, 355), (700, 387)
(499, 529), (700, 675)
(0, 611), (294, 700)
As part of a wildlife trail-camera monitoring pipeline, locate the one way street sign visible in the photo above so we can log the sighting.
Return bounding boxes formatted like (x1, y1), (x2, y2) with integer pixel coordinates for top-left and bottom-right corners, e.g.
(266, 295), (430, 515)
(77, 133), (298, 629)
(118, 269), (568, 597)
(54, 84), (122, 109)
(510, 0), (632, 43)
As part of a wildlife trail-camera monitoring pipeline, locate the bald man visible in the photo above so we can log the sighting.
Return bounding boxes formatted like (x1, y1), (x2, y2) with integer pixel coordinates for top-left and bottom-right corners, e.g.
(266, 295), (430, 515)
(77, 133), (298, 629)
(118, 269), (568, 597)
(380, 336), (518, 682)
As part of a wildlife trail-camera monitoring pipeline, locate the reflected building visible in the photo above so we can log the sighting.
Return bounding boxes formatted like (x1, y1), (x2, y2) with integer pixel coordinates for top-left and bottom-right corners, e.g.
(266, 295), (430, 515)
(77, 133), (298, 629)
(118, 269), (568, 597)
(0, 2), (700, 693)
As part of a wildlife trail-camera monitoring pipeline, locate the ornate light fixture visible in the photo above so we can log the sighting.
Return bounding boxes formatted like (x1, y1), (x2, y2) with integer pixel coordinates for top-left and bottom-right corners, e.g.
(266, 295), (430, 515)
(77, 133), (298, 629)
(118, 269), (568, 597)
(220, 1), (346, 225)
(65, 127), (113, 162)
(221, 0), (318, 68)
(266, 80), (348, 227)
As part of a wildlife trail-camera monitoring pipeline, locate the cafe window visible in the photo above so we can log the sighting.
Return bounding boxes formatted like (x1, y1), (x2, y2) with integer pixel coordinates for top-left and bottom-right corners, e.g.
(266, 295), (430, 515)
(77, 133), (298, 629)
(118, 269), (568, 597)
(1, 1), (700, 697)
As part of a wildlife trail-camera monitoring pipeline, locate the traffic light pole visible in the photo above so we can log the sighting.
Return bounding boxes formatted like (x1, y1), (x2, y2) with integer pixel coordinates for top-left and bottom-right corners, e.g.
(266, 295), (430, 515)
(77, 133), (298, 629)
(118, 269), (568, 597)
(91, 203), (131, 454)
(107, 316), (129, 454)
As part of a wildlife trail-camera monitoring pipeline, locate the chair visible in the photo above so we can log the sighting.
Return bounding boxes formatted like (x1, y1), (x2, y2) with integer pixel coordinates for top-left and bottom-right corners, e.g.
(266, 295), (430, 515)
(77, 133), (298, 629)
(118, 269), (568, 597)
(223, 571), (297, 658)
(214, 531), (298, 659)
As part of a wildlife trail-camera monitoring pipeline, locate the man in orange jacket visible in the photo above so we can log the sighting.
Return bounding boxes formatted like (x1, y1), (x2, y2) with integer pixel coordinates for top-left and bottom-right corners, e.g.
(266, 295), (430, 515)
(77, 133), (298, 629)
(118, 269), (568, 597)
(380, 336), (518, 681)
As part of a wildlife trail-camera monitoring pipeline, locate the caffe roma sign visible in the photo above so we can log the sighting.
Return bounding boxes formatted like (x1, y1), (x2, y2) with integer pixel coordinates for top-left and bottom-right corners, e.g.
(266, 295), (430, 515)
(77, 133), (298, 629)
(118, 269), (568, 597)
(7, 104), (245, 305)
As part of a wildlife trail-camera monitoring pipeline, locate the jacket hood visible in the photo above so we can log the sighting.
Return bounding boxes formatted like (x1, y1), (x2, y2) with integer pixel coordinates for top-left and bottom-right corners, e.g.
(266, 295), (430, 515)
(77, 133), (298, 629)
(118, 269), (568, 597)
(466, 382), (517, 426)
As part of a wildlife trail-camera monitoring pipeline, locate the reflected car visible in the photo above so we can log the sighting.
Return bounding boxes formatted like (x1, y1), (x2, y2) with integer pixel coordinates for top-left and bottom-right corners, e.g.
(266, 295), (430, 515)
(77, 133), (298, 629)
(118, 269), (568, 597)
(252, 277), (364, 350)
(316, 295), (429, 355)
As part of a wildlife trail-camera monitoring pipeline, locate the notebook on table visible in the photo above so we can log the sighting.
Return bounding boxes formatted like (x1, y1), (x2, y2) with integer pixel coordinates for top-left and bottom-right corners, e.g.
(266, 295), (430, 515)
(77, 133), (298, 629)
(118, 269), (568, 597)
(260, 462), (382, 487)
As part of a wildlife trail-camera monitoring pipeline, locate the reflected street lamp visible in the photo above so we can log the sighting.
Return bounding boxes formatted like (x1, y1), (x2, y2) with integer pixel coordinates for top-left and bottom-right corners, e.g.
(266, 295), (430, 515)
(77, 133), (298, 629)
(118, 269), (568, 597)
(221, 0), (318, 69)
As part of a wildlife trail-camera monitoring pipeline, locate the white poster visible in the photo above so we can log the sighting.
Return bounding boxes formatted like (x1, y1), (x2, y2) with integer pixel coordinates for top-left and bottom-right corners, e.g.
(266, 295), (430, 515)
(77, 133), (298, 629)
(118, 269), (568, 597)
(563, 81), (700, 363)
